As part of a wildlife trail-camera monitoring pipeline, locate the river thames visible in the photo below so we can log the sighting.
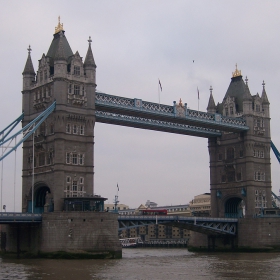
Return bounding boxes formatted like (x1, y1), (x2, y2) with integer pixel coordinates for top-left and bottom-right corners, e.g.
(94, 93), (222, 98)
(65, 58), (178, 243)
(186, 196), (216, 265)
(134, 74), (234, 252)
(1, 248), (280, 280)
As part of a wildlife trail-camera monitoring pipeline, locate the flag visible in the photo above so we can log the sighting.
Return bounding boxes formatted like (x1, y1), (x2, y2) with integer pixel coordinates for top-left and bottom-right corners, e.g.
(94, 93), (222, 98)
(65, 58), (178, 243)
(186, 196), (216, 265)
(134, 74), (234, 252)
(197, 87), (200, 100)
(159, 79), (162, 91)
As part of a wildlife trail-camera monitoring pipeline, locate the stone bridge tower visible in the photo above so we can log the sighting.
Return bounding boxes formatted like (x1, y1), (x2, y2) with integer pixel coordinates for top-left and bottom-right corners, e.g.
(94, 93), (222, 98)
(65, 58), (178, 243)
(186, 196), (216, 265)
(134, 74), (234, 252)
(21, 20), (96, 212)
(207, 66), (272, 218)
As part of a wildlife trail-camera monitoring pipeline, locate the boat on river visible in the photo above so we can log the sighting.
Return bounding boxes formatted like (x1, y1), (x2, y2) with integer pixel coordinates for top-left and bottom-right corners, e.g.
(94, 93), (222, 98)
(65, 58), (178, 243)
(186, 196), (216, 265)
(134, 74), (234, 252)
(119, 237), (143, 248)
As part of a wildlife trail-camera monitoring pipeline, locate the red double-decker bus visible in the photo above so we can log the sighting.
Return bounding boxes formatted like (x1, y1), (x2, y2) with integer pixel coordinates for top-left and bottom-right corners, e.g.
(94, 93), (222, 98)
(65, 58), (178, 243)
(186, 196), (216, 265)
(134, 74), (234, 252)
(140, 209), (167, 215)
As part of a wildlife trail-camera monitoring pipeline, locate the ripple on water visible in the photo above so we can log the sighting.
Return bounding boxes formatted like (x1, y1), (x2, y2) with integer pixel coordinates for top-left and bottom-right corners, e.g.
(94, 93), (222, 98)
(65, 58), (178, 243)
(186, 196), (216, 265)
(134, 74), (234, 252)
(1, 250), (280, 280)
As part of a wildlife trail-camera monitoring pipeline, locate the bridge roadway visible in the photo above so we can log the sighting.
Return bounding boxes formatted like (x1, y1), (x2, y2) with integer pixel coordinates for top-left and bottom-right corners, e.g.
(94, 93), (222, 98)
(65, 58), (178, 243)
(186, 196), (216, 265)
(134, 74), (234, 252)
(0, 212), (42, 223)
(118, 215), (238, 236)
(0, 213), (237, 236)
(95, 92), (249, 138)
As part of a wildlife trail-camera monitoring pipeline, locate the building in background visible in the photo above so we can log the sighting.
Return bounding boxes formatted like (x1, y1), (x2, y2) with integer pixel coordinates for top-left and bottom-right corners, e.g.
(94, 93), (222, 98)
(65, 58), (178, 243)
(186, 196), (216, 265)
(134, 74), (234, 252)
(118, 201), (191, 242)
(104, 203), (129, 212)
(189, 193), (211, 217)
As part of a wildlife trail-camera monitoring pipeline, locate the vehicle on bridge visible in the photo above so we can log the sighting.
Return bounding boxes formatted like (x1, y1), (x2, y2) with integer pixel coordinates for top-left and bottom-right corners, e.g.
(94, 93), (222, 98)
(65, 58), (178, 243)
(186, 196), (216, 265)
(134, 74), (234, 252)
(139, 209), (167, 215)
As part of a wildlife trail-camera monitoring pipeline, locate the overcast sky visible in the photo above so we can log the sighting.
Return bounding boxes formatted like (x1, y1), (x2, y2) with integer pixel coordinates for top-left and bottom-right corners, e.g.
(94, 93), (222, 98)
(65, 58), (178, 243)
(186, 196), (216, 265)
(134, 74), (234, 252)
(1, 0), (280, 211)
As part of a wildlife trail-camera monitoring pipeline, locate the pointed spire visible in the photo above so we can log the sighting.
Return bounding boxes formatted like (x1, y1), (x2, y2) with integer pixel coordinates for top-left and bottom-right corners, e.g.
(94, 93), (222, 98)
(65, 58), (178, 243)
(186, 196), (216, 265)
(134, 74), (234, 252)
(243, 76), (252, 101)
(54, 32), (67, 61)
(245, 76), (248, 85)
(23, 45), (35, 75)
(207, 86), (216, 113)
(261, 80), (269, 104)
(84, 36), (96, 67)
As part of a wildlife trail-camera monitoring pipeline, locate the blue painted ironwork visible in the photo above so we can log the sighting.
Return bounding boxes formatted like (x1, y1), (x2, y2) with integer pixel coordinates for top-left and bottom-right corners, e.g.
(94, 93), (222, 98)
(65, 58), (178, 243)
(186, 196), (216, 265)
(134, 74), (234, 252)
(0, 102), (56, 162)
(0, 113), (24, 144)
(96, 110), (221, 138)
(95, 92), (249, 136)
(118, 215), (237, 236)
(0, 212), (42, 223)
(271, 141), (280, 163)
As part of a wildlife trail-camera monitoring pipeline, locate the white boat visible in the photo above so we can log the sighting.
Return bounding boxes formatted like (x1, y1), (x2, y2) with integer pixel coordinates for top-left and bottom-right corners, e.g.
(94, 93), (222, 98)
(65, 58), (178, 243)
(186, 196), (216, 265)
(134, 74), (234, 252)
(119, 237), (143, 248)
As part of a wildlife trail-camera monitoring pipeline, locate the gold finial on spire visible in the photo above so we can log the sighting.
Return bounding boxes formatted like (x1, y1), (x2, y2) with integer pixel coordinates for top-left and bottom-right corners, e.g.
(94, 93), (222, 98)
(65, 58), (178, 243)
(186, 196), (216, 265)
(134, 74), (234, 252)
(179, 98), (183, 106)
(55, 16), (64, 34)
(232, 63), (242, 77)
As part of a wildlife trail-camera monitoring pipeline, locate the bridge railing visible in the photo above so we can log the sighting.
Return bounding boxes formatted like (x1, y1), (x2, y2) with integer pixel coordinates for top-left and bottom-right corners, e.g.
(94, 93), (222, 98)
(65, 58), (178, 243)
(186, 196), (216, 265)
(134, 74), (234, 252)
(96, 91), (249, 130)
(0, 212), (42, 223)
(118, 215), (238, 223)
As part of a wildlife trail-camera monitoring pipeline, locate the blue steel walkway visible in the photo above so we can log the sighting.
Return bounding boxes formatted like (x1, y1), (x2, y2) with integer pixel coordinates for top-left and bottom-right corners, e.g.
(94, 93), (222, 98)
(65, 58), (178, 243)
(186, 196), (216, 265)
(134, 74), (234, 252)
(95, 92), (249, 138)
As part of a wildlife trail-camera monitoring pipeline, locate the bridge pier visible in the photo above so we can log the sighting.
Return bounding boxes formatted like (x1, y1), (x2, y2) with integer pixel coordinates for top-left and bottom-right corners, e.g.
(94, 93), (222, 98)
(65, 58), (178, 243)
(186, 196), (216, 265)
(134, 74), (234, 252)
(207, 235), (216, 251)
(1, 212), (121, 258)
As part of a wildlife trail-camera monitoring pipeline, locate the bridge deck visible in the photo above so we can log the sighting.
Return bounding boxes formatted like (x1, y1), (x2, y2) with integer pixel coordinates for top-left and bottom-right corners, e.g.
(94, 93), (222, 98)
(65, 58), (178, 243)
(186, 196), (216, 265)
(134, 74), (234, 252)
(118, 215), (238, 236)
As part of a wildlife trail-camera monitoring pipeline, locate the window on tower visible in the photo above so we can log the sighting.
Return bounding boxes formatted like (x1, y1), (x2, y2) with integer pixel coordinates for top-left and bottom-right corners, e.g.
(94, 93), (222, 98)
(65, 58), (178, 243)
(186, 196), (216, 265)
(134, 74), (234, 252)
(50, 124), (54, 134)
(73, 124), (77, 134)
(227, 147), (234, 160)
(74, 85), (80, 95)
(80, 125), (84, 135)
(79, 154), (84, 165)
(38, 152), (45, 167)
(74, 66), (80, 76)
(72, 154), (78, 165)
(225, 107), (228, 116)
(66, 153), (71, 164)
(66, 124), (71, 134)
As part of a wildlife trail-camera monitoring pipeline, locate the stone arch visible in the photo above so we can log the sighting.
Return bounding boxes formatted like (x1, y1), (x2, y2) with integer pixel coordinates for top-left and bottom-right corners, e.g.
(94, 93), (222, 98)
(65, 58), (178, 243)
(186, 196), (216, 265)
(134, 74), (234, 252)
(224, 197), (244, 218)
(28, 182), (53, 213)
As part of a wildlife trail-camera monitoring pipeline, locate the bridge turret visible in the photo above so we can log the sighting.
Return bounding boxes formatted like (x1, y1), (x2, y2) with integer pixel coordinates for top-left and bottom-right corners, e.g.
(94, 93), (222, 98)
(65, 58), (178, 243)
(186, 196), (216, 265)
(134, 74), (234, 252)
(22, 45), (36, 91)
(206, 86), (216, 114)
(242, 76), (253, 115)
(261, 81), (270, 118)
(84, 36), (96, 84)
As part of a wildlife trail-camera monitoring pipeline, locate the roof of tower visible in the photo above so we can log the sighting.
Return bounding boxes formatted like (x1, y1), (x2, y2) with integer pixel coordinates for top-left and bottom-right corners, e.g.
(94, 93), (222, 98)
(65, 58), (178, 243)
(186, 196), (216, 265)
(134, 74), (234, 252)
(23, 45), (35, 75)
(221, 65), (251, 113)
(46, 19), (73, 65)
(84, 36), (96, 67)
(54, 31), (68, 61)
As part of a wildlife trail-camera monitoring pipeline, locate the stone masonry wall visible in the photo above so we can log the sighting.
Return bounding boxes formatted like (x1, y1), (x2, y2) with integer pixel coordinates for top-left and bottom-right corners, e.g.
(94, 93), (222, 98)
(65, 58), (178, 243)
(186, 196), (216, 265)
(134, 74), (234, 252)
(238, 217), (280, 249)
(40, 212), (121, 256)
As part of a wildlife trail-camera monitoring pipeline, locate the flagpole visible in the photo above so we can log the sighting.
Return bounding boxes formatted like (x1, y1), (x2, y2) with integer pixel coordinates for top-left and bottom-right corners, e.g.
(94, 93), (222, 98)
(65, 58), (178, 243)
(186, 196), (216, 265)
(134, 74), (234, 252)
(158, 79), (162, 110)
(197, 87), (200, 111)
(158, 80), (160, 106)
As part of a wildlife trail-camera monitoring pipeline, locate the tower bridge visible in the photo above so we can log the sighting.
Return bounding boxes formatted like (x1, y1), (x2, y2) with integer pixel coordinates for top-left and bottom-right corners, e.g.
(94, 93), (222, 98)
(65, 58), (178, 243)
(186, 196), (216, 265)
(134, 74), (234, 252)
(0, 19), (279, 256)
